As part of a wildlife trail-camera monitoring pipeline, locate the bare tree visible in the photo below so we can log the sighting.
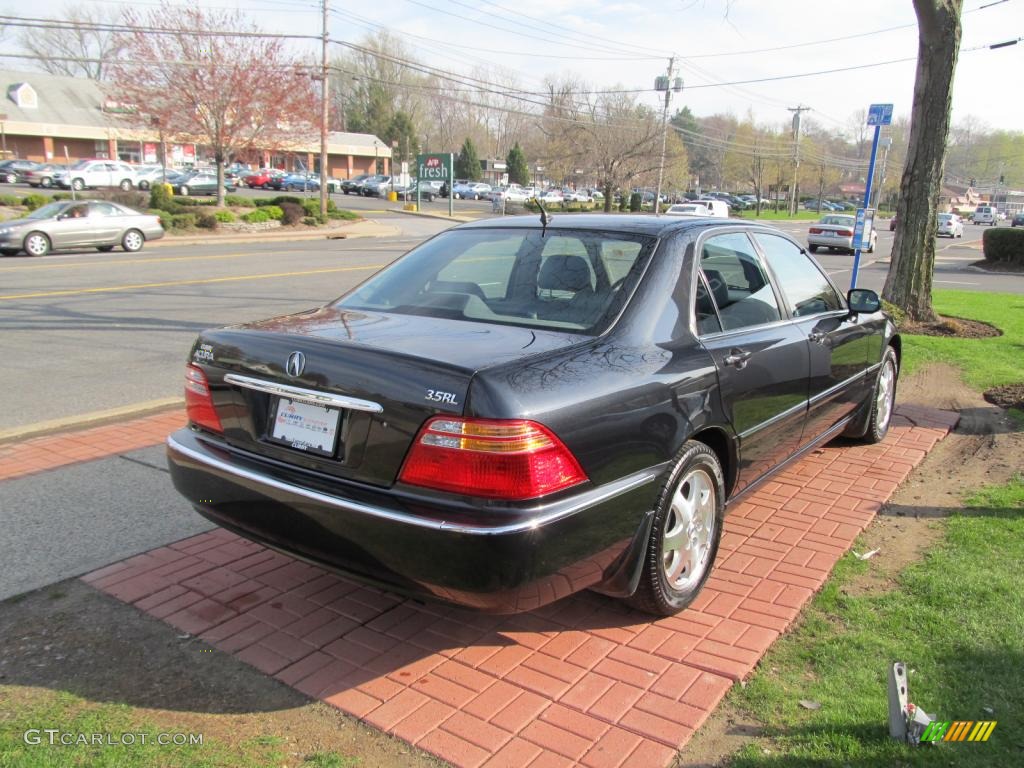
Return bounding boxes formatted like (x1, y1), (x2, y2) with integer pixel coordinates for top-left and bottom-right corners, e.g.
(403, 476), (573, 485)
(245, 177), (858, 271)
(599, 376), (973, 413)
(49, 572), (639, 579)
(109, 6), (316, 206)
(18, 4), (125, 81)
(882, 0), (963, 321)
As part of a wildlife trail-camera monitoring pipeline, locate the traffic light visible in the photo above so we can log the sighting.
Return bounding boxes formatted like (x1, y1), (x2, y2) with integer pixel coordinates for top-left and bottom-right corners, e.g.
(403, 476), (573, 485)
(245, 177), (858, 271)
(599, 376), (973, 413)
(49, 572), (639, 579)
(970, 178), (976, 187)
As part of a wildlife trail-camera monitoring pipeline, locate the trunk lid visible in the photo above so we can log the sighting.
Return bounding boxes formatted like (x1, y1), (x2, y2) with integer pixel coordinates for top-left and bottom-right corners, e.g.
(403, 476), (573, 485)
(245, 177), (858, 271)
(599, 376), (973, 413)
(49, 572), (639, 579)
(192, 306), (585, 487)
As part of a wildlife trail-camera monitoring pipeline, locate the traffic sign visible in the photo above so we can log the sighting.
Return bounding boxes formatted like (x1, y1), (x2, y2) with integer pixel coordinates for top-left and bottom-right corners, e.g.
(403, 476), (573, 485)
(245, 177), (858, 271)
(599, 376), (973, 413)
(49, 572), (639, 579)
(866, 104), (893, 126)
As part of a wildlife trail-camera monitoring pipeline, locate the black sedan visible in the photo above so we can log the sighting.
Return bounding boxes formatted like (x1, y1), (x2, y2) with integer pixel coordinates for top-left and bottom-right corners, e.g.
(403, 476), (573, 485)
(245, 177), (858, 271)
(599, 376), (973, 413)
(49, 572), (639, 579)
(168, 215), (899, 616)
(174, 172), (236, 196)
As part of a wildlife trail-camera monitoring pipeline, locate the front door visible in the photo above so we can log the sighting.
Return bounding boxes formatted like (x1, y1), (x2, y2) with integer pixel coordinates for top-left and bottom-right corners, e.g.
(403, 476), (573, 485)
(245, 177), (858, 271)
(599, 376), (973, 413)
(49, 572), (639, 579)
(753, 233), (872, 443)
(696, 232), (810, 496)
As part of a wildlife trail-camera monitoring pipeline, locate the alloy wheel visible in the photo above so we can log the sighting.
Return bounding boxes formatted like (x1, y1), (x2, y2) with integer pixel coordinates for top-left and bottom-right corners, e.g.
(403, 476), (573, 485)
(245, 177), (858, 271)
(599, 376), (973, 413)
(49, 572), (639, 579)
(661, 468), (716, 591)
(875, 359), (895, 432)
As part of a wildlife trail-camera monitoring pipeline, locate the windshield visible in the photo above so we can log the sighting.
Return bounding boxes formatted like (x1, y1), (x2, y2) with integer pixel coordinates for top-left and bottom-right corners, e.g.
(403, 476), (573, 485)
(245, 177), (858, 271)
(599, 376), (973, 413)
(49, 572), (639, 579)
(27, 202), (70, 219)
(821, 216), (854, 226)
(938, 214), (952, 222)
(336, 228), (657, 334)
(69, 160), (91, 170)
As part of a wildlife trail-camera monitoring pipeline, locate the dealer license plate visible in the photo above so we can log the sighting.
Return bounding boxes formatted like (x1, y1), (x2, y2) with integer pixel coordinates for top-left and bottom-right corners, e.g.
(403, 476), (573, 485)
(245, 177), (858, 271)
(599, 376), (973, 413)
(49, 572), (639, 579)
(269, 397), (341, 457)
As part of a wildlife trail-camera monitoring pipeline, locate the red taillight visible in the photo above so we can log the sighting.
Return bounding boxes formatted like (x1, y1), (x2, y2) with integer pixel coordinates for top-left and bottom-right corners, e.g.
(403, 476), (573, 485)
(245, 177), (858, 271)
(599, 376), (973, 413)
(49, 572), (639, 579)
(398, 417), (588, 500)
(809, 227), (822, 234)
(184, 364), (223, 433)
(836, 229), (853, 236)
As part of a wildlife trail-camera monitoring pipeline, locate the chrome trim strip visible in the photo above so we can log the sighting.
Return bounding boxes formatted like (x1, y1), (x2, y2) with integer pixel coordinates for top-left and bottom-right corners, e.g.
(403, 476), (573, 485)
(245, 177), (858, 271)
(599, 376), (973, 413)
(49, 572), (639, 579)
(807, 366), (873, 408)
(223, 373), (383, 413)
(167, 434), (659, 535)
(737, 398), (808, 440)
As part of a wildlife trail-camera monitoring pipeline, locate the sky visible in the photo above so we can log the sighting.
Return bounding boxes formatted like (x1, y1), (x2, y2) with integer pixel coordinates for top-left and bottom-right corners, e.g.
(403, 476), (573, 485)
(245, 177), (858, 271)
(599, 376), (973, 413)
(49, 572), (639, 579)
(13, 0), (1024, 138)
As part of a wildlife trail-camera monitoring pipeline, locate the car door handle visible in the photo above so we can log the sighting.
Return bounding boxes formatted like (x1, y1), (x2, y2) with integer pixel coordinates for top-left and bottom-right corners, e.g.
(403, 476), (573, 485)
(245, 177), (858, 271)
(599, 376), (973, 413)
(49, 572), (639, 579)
(724, 348), (751, 369)
(807, 331), (827, 344)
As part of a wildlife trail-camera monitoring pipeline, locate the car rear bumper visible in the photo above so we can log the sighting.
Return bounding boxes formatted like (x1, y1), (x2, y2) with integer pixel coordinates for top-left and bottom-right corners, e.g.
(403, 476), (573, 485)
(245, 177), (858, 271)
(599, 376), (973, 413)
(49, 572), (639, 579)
(167, 428), (660, 613)
(808, 234), (854, 250)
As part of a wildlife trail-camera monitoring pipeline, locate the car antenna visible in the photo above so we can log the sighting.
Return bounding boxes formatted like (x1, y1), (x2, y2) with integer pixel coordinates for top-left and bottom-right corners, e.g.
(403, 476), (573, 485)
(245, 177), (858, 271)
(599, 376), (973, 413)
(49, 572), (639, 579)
(537, 198), (550, 237)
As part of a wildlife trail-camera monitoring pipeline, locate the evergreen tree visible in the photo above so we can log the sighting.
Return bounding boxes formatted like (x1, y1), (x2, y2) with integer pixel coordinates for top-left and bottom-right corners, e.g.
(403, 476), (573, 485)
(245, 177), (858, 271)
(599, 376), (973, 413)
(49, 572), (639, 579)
(506, 143), (529, 186)
(456, 138), (481, 181)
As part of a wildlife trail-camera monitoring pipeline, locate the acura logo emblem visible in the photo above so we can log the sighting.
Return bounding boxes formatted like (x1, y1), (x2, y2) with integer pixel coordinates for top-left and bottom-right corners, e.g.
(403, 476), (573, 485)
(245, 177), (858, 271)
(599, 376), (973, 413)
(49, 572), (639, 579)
(285, 351), (305, 378)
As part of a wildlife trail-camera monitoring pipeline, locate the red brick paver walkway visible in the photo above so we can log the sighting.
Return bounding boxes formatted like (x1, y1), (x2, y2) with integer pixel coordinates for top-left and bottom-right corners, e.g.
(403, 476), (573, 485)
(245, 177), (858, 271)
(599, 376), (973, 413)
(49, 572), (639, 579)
(83, 405), (957, 768)
(0, 409), (186, 482)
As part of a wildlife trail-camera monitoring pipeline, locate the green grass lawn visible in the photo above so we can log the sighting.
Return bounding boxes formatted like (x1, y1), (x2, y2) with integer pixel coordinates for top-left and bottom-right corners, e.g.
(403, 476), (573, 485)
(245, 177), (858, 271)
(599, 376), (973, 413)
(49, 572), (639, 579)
(900, 289), (1024, 391)
(729, 477), (1024, 767)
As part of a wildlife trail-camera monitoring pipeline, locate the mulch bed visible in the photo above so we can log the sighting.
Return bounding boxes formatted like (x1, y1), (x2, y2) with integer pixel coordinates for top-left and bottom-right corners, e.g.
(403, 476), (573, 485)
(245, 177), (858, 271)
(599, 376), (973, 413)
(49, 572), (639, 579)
(900, 315), (1002, 339)
(970, 260), (1024, 274)
(983, 383), (1024, 410)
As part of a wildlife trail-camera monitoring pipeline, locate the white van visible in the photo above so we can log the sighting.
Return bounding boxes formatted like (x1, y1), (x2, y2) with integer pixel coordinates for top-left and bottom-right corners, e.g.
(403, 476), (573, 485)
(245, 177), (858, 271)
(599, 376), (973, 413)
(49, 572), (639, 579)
(974, 205), (997, 226)
(671, 199), (729, 218)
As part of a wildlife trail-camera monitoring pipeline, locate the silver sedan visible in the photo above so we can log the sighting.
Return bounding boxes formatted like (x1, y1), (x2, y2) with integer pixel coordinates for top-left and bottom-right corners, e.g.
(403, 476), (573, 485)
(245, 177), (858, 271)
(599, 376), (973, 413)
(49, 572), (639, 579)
(0, 200), (165, 257)
(807, 214), (877, 254)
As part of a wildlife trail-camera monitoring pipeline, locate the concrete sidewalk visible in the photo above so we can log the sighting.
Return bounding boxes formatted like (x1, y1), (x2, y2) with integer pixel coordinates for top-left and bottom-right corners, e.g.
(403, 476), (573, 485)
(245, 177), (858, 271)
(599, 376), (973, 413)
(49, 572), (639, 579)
(148, 219), (402, 248)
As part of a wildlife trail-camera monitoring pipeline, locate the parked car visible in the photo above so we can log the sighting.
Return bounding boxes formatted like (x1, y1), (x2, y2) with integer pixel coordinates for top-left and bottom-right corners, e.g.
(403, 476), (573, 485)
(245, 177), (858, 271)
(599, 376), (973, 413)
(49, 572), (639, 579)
(242, 169), (285, 189)
(807, 214), (876, 253)
(174, 172), (236, 196)
(361, 175), (394, 197)
(132, 165), (171, 190)
(167, 214), (900, 616)
(537, 188), (564, 205)
(0, 199), (163, 256)
(490, 185), (529, 204)
(665, 203), (713, 217)
(1012, 212), (1024, 227)
(22, 163), (63, 188)
(973, 205), (998, 226)
(399, 180), (444, 201)
(450, 181), (475, 199)
(936, 212), (964, 238)
(562, 188), (592, 203)
(0, 159), (41, 183)
(340, 174), (370, 194)
(53, 160), (138, 192)
(277, 173), (321, 192)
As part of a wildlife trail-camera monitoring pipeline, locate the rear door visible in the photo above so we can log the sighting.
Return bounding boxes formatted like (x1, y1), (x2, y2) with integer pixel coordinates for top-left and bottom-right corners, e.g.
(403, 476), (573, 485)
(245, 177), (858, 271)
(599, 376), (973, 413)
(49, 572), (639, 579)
(695, 231), (810, 495)
(753, 232), (872, 443)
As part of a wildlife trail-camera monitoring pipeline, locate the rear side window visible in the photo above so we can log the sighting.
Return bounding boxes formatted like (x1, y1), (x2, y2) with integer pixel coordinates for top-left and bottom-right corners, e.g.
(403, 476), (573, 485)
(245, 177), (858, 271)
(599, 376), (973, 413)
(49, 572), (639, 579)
(754, 233), (842, 317)
(338, 228), (656, 334)
(700, 233), (781, 331)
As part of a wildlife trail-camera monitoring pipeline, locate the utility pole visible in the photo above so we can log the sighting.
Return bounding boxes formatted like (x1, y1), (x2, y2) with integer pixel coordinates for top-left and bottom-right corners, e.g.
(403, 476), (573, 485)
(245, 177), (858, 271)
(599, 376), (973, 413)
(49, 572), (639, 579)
(319, 0), (329, 217)
(787, 105), (810, 215)
(653, 58), (682, 217)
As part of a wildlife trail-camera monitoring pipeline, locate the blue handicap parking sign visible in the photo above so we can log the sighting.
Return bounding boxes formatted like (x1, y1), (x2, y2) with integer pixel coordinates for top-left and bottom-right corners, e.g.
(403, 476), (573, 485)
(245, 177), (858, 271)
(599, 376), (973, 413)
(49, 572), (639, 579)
(867, 104), (894, 126)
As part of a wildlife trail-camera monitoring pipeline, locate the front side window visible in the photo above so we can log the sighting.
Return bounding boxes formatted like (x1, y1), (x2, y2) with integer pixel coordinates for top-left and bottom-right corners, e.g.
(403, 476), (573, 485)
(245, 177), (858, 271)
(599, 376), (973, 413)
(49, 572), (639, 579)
(699, 232), (781, 331)
(754, 233), (842, 317)
(338, 228), (656, 334)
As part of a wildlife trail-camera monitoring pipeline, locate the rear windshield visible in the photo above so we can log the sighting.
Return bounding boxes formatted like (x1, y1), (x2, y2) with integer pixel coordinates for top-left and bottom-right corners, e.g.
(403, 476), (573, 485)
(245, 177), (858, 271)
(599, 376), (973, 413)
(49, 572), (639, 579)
(336, 228), (657, 334)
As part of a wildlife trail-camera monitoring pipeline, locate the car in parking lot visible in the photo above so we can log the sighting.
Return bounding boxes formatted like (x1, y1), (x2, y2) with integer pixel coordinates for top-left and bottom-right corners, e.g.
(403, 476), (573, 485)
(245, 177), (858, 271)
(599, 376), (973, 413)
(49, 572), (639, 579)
(808, 214), (876, 253)
(1012, 212), (1024, 227)
(167, 213), (900, 616)
(22, 163), (62, 188)
(242, 169), (285, 189)
(0, 199), (164, 256)
(665, 203), (713, 217)
(0, 159), (42, 183)
(173, 171), (236, 196)
(973, 205), (998, 226)
(936, 212), (964, 238)
(341, 174), (371, 194)
(53, 160), (138, 191)
(361, 175), (394, 197)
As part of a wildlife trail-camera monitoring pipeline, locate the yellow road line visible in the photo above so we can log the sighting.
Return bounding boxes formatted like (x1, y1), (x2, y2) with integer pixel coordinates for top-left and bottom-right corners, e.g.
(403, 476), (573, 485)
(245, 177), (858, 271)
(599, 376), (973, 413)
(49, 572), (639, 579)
(0, 264), (385, 301)
(0, 251), (263, 272)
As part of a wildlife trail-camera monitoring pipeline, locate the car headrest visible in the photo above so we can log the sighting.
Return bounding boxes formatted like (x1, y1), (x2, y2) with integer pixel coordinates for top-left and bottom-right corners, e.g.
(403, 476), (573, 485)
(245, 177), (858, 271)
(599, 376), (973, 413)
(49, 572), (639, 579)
(538, 255), (593, 293)
(703, 268), (729, 307)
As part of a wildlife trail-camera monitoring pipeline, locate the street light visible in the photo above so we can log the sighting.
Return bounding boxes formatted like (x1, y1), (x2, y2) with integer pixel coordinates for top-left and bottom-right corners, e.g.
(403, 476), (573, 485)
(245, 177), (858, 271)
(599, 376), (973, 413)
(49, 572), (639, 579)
(653, 62), (682, 216)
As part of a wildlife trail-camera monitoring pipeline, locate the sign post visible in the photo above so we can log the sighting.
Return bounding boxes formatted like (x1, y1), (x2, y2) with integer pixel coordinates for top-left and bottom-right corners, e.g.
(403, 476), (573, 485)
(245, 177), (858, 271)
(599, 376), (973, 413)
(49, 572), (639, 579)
(416, 152), (454, 216)
(851, 103), (893, 289)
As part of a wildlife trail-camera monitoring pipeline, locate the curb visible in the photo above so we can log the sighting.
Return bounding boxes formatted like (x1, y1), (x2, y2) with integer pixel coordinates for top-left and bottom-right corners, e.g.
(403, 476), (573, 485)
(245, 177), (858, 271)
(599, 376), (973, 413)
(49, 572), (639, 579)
(392, 208), (477, 223)
(147, 220), (401, 248)
(964, 264), (1024, 276)
(0, 397), (183, 445)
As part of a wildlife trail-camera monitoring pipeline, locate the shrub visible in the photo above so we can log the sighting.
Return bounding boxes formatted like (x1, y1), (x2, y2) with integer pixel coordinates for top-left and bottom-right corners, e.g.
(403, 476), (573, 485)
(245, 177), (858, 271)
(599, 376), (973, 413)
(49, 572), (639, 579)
(174, 197), (216, 207)
(272, 195), (302, 207)
(170, 213), (198, 230)
(279, 202), (304, 226)
(629, 193), (642, 212)
(302, 216), (320, 226)
(196, 213), (218, 229)
(982, 227), (1024, 265)
(224, 194), (255, 208)
(328, 208), (359, 221)
(260, 205), (284, 221)
(51, 192), (72, 201)
(214, 210), (236, 223)
(0, 194), (22, 206)
(149, 183), (174, 211)
(618, 196), (629, 212)
(242, 208), (272, 224)
(21, 193), (48, 211)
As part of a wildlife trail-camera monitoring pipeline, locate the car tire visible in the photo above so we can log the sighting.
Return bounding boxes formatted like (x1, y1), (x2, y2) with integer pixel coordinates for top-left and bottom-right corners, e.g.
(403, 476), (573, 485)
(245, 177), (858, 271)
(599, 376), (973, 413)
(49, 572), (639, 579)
(3, 173), (15, 183)
(854, 346), (898, 444)
(23, 231), (51, 257)
(121, 229), (144, 253)
(179, 185), (189, 196)
(626, 440), (724, 617)
(808, 244), (818, 253)
(1, 248), (19, 257)
(96, 245), (115, 252)
(71, 178), (85, 191)
(119, 179), (132, 191)
(40, 178), (52, 189)
(139, 180), (150, 190)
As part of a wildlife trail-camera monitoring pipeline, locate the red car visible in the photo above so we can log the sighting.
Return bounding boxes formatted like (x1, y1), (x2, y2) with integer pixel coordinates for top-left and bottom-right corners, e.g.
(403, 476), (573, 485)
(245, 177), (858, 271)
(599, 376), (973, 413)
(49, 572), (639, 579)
(242, 169), (284, 189)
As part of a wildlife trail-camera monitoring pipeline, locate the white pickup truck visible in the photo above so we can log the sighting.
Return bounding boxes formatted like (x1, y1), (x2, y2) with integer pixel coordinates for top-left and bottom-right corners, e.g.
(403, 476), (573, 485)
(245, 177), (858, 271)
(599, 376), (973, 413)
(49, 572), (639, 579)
(53, 160), (139, 192)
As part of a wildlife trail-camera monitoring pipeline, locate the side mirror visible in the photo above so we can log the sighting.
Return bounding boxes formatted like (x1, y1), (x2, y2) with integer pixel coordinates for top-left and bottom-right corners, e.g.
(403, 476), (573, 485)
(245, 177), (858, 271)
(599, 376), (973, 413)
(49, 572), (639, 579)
(848, 288), (881, 314)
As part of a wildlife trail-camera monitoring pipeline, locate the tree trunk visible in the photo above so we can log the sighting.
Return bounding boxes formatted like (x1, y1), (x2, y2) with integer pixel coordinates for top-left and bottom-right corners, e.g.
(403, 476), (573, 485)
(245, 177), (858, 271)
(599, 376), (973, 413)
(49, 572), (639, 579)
(604, 180), (613, 213)
(882, 0), (962, 321)
(215, 148), (226, 208)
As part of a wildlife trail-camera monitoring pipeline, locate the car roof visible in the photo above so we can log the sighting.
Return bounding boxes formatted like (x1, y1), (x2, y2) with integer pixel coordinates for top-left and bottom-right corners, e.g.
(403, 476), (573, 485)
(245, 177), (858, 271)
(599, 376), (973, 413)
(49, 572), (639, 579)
(453, 213), (779, 237)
